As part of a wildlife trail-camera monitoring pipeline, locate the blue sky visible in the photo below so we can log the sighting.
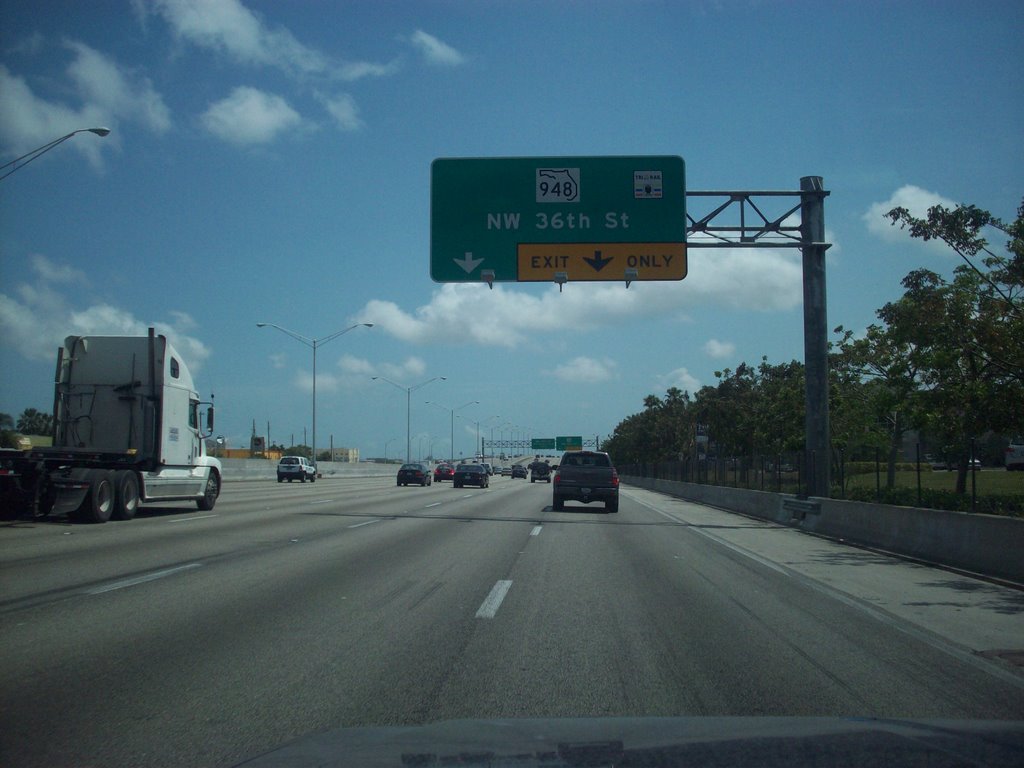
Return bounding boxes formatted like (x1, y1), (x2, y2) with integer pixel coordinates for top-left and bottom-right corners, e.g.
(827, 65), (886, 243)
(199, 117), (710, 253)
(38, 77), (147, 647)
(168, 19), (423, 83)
(1, 0), (1021, 462)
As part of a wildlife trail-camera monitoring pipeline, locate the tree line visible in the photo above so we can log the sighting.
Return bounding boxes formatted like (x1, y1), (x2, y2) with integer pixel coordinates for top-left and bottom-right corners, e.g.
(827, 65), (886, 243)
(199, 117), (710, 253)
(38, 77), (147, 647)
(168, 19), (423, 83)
(603, 198), (1024, 495)
(0, 409), (54, 448)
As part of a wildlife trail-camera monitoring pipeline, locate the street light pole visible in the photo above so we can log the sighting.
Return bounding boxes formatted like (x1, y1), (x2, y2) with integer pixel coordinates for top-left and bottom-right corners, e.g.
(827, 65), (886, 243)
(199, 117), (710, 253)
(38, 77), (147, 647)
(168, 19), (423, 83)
(373, 376), (446, 463)
(0, 127), (111, 181)
(257, 322), (372, 472)
(480, 415), (502, 460)
(426, 400), (478, 463)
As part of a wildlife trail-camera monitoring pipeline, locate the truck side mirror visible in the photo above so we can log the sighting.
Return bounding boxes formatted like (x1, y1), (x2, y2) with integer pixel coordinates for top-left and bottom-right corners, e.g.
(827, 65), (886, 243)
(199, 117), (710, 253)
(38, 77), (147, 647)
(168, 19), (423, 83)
(206, 406), (215, 432)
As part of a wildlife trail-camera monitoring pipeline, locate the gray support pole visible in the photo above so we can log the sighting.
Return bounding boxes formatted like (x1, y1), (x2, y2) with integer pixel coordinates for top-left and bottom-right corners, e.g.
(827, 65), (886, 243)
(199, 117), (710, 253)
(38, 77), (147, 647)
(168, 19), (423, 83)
(800, 176), (830, 497)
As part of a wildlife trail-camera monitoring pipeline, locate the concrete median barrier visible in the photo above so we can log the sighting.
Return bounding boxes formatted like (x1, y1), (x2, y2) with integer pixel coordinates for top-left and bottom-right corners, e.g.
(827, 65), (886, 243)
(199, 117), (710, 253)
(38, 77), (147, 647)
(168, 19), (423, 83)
(622, 476), (1024, 584)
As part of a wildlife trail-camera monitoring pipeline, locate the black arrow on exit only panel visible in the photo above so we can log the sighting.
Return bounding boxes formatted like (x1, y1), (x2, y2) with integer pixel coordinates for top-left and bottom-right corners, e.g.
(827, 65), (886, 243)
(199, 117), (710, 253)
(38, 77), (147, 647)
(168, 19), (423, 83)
(584, 250), (613, 272)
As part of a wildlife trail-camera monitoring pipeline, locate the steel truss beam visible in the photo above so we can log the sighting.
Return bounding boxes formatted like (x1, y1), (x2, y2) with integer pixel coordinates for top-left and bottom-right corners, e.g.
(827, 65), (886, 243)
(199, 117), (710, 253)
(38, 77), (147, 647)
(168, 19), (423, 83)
(685, 178), (832, 496)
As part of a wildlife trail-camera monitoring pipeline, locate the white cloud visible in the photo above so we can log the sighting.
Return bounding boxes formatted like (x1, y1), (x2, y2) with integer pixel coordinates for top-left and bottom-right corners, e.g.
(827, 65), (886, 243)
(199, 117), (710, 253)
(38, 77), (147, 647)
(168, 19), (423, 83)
(863, 185), (959, 245)
(337, 354), (375, 376)
(30, 253), (86, 284)
(408, 30), (465, 66)
(703, 338), (735, 359)
(317, 92), (362, 131)
(378, 357), (427, 381)
(148, 0), (398, 81)
(0, 41), (170, 169)
(0, 256), (209, 372)
(549, 356), (618, 383)
(64, 41), (170, 133)
(288, 354), (429, 396)
(657, 367), (702, 393)
(336, 60), (401, 81)
(356, 248), (802, 349)
(201, 86), (301, 145)
(150, 0), (323, 72)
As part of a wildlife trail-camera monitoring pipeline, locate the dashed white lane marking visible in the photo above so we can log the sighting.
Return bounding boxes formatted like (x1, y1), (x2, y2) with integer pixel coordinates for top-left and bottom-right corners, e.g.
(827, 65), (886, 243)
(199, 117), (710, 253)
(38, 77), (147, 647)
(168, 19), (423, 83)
(168, 514), (218, 523)
(425, 502), (442, 508)
(347, 519), (383, 529)
(530, 525), (542, 536)
(475, 580), (513, 619)
(88, 563), (202, 595)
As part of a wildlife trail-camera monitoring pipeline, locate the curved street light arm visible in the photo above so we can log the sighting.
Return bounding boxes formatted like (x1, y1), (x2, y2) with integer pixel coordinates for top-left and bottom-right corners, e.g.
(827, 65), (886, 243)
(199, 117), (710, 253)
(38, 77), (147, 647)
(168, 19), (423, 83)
(319, 322), (373, 347)
(1, 127), (111, 181)
(255, 322), (314, 348)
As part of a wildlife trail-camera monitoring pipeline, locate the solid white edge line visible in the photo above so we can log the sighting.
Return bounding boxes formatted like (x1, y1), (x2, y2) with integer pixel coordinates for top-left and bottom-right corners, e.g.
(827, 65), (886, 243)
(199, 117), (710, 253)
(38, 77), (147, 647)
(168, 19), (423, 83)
(88, 563), (202, 595)
(643, 500), (789, 576)
(627, 491), (1024, 690)
(475, 579), (513, 619)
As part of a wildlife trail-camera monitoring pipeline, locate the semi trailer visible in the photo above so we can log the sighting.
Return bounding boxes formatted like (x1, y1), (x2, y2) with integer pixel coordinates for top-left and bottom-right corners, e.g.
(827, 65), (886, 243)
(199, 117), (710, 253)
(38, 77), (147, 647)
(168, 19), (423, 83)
(0, 328), (221, 523)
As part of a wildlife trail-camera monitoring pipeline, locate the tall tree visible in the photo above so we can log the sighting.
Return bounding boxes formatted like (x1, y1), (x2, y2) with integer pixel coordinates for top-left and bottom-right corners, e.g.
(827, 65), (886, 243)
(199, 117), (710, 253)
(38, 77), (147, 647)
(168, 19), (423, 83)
(16, 408), (54, 437)
(884, 198), (1024, 492)
(887, 198), (1023, 386)
(0, 413), (18, 449)
(832, 324), (921, 487)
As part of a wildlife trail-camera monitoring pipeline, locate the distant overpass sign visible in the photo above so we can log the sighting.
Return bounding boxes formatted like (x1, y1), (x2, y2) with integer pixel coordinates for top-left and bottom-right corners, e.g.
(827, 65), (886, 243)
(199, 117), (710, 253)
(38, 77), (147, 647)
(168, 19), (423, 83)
(431, 156), (686, 283)
(556, 436), (583, 451)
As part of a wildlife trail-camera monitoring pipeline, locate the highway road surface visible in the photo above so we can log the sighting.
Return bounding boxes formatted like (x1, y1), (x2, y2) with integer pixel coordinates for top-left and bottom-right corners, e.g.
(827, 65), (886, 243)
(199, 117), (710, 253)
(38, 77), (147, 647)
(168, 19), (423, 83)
(2, 475), (1022, 766)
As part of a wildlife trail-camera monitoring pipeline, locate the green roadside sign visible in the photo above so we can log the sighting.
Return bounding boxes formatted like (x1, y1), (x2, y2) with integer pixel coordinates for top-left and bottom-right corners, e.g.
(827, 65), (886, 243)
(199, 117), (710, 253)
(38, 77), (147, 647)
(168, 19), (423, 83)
(531, 438), (555, 450)
(431, 156), (686, 284)
(556, 436), (583, 451)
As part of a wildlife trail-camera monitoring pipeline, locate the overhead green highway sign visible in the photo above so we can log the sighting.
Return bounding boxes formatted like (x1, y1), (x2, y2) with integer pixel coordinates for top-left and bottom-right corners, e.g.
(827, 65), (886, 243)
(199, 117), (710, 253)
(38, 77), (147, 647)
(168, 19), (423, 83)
(556, 436), (583, 451)
(531, 438), (555, 450)
(430, 156), (686, 284)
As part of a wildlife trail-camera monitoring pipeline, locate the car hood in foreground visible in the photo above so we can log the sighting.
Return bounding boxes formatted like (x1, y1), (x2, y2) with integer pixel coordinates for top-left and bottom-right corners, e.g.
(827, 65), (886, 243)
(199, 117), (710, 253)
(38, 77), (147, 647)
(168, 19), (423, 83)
(235, 716), (1024, 767)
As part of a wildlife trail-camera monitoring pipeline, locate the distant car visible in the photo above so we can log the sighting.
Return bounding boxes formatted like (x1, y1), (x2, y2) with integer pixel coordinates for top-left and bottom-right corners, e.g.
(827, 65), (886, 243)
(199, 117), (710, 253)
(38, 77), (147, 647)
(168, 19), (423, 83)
(931, 458), (981, 471)
(481, 462), (494, 476)
(434, 463), (454, 482)
(453, 463), (489, 488)
(511, 465), (527, 479)
(397, 462), (432, 486)
(278, 456), (316, 483)
(500, 466), (512, 476)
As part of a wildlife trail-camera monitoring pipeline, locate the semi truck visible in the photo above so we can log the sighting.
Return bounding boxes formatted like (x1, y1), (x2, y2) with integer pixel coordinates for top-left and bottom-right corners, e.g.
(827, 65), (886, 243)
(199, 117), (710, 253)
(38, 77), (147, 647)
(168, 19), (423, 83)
(0, 328), (221, 523)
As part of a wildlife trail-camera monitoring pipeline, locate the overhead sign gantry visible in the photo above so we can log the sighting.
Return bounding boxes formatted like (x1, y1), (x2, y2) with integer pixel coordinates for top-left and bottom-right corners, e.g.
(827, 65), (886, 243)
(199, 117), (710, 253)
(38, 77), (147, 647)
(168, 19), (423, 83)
(431, 156), (687, 287)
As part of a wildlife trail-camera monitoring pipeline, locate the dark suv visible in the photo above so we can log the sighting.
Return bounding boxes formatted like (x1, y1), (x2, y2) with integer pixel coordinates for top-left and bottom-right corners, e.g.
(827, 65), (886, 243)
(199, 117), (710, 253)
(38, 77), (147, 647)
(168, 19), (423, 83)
(277, 456), (316, 483)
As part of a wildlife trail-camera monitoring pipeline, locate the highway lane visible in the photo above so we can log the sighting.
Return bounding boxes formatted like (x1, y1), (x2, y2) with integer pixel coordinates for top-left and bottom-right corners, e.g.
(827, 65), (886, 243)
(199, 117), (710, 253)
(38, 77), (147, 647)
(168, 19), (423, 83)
(1, 476), (1021, 767)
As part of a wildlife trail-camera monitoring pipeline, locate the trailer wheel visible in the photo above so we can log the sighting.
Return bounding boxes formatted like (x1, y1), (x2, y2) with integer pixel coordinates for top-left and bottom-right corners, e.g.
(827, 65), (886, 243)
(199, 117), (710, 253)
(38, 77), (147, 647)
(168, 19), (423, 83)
(196, 472), (219, 511)
(111, 471), (139, 520)
(79, 470), (114, 524)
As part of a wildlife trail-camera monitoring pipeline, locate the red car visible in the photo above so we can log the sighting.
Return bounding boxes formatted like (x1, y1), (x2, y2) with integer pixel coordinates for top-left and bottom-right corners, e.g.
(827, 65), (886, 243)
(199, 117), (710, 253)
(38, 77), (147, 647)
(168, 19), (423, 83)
(433, 463), (454, 482)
